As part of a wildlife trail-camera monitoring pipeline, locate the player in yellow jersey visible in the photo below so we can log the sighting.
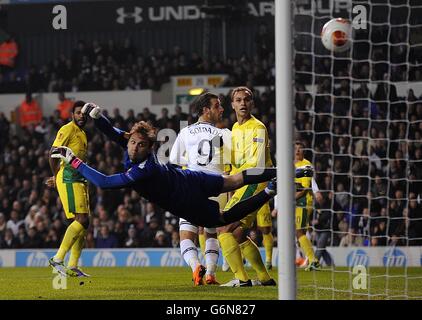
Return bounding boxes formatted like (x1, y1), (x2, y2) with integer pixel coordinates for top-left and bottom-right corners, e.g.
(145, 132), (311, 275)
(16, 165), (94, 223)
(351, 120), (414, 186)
(47, 101), (90, 277)
(294, 141), (322, 271)
(218, 87), (275, 287)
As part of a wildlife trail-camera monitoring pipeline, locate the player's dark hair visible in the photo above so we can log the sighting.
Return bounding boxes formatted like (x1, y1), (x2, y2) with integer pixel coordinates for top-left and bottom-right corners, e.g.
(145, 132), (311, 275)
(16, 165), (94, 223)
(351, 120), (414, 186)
(191, 92), (219, 116)
(72, 100), (86, 113)
(230, 86), (254, 101)
(295, 141), (305, 148)
(130, 121), (157, 147)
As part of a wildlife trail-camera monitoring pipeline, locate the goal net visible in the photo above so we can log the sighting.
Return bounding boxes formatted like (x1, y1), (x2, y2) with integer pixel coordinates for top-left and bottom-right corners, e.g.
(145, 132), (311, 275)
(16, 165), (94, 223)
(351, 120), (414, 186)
(292, 0), (422, 299)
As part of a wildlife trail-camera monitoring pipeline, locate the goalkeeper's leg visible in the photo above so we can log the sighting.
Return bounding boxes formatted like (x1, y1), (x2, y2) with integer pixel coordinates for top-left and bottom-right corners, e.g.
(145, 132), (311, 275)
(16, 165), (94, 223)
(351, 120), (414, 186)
(221, 168), (276, 193)
(217, 180), (276, 226)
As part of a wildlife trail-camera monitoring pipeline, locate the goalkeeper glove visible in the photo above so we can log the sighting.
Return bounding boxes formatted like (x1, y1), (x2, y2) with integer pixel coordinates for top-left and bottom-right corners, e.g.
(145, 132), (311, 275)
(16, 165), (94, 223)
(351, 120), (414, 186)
(81, 102), (102, 119)
(295, 165), (313, 178)
(51, 146), (83, 169)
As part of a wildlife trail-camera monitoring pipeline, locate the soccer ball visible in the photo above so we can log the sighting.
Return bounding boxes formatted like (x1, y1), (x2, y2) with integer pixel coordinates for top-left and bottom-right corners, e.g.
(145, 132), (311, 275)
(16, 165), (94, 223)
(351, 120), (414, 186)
(321, 18), (352, 52)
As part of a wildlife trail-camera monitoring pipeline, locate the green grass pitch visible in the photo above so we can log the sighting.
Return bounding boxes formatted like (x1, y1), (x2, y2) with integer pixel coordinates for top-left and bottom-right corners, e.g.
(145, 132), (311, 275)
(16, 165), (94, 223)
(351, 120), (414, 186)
(0, 267), (421, 300)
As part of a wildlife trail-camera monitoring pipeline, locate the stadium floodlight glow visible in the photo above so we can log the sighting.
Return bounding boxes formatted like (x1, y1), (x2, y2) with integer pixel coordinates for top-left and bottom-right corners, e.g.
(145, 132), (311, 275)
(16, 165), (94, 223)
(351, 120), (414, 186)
(189, 88), (205, 96)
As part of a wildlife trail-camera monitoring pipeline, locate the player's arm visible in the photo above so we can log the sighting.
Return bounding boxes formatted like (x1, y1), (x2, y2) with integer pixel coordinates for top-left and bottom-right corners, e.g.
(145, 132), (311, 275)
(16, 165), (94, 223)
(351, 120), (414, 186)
(295, 164), (312, 200)
(50, 146), (151, 189)
(82, 103), (128, 149)
(312, 177), (324, 205)
(169, 132), (188, 167)
(77, 163), (147, 189)
(49, 149), (61, 176)
(295, 183), (310, 200)
(47, 155), (60, 188)
(47, 126), (71, 187)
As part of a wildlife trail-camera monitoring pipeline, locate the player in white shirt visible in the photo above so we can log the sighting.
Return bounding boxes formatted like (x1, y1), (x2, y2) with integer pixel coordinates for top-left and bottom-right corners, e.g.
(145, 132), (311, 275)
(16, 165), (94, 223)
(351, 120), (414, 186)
(169, 92), (231, 286)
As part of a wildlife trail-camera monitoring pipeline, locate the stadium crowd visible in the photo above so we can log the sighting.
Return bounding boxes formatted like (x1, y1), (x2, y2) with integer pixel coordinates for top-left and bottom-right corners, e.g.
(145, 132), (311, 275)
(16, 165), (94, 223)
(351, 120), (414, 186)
(1, 19), (422, 250)
(0, 37), (275, 95)
(0, 87), (277, 250)
(1, 76), (422, 249)
(294, 13), (422, 247)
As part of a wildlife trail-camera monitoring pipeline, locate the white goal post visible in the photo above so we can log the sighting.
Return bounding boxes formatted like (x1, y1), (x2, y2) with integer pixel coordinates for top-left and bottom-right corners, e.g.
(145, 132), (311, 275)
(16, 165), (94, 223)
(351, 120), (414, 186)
(276, 0), (296, 300)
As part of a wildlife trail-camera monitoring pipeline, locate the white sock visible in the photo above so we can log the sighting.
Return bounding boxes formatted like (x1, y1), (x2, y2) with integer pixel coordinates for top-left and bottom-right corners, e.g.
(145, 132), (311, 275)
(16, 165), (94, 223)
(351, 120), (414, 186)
(53, 257), (63, 263)
(205, 238), (219, 275)
(180, 239), (200, 272)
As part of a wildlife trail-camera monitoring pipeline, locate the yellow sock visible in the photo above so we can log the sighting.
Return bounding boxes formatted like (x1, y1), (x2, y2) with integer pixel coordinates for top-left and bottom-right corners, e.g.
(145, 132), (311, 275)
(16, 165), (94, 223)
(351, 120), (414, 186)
(262, 233), (273, 265)
(198, 233), (206, 256)
(55, 220), (84, 262)
(67, 229), (87, 268)
(218, 233), (249, 282)
(298, 234), (317, 263)
(240, 238), (271, 282)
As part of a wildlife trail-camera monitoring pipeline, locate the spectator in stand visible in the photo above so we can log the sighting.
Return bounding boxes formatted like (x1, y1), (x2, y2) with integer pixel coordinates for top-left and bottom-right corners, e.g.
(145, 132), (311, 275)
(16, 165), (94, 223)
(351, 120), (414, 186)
(170, 230), (180, 248)
(85, 231), (95, 248)
(6, 210), (24, 237)
(112, 108), (126, 129)
(407, 193), (422, 245)
(153, 230), (170, 248)
(312, 188), (335, 266)
(18, 93), (43, 128)
(124, 224), (140, 248)
(0, 213), (7, 238)
(24, 204), (39, 231)
(44, 228), (60, 248)
(24, 226), (43, 248)
(0, 36), (18, 71)
(56, 92), (74, 121)
(96, 225), (118, 248)
(140, 217), (161, 248)
(0, 229), (19, 249)
(0, 112), (10, 150)
(171, 105), (188, 132)
(141, 107), (156, 125)
(1, 34), (422, 251)
(16, 224), (28, 248)
(156, 108), (170, 130)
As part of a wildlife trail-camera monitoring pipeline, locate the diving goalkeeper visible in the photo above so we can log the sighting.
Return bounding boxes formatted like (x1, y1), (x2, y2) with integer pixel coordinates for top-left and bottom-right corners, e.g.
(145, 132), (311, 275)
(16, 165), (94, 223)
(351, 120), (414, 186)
(51, 105), (277, 228)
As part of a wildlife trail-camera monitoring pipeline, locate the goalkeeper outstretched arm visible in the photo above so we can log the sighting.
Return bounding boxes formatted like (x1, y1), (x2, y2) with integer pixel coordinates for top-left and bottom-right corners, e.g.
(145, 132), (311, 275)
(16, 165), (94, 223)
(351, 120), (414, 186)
(51, 145), (277, 192)
(50, 146), (150, 189)
(95, 115), (129, 148)
(81, 103), (129, 149)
